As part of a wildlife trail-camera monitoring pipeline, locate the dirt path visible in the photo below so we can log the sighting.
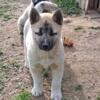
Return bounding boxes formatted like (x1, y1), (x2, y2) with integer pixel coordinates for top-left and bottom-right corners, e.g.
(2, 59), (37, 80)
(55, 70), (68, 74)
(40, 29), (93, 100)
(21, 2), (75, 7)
(0, 0), (100, 100)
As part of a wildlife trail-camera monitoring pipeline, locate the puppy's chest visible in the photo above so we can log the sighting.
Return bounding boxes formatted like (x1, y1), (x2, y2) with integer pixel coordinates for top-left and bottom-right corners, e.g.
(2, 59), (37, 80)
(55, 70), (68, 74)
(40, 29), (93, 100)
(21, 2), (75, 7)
(36, 53), (57, 68)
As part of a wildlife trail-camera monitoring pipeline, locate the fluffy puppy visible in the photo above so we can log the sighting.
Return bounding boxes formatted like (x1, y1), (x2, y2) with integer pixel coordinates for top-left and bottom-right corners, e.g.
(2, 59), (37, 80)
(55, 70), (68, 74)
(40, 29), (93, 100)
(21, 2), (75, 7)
(24, 7), (64, 100)
(18, 0), (64, 100)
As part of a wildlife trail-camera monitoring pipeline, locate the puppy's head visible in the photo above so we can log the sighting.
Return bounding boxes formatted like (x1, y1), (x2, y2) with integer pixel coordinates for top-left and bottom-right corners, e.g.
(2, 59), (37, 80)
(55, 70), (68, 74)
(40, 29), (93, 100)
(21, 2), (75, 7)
(30, 8), (63, 51)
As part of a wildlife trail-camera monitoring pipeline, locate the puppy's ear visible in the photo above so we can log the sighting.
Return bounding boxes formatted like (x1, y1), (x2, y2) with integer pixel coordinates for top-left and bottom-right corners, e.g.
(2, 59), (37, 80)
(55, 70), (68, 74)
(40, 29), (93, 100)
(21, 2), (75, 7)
(53, 9), (63, 25)
(30, 8), (40, 24)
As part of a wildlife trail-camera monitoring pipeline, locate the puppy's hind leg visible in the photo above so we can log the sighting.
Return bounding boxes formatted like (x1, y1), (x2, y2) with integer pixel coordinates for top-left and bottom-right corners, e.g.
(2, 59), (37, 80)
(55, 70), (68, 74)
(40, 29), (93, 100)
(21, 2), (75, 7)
(24, 44), (29, 68)
(17, 6), (30, 45)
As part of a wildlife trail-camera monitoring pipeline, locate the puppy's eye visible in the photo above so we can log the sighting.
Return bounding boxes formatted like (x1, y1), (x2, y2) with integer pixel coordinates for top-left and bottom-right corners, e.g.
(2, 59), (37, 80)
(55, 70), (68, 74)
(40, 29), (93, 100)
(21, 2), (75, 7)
(49, 32), (57, 36)
(35, 28), (43, 36)
(35, 32), (43, 36)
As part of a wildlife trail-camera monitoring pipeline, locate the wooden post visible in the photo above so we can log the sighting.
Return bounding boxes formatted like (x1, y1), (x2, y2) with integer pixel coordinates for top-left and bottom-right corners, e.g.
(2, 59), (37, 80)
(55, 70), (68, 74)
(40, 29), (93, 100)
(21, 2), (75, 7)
(98, 0), (100, 12)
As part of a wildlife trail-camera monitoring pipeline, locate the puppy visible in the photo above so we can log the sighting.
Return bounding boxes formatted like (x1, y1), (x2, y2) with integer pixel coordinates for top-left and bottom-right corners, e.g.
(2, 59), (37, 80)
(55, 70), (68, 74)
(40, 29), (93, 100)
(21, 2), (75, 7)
(18, 1), (64, 100)
(18, 0), (57, 45)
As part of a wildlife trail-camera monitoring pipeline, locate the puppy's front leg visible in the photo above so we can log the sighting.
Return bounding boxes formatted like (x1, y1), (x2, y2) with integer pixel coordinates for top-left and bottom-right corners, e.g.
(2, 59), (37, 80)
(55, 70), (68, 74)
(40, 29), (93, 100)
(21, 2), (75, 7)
(29, 66), (43, 96)
(51, 64), (64, 100)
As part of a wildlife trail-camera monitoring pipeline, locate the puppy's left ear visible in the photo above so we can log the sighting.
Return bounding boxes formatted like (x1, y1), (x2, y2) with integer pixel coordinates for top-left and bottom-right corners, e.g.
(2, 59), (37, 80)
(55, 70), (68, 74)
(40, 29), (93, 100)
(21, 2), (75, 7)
(53, 9), (63, 25)
(30, 7), (40, 24)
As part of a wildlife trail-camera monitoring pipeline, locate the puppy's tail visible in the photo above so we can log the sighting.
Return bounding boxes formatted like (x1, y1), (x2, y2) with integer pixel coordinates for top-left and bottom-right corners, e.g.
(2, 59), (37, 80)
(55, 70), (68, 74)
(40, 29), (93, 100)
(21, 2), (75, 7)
(34, 1), (58, 13)
(31, 0), (52, 6)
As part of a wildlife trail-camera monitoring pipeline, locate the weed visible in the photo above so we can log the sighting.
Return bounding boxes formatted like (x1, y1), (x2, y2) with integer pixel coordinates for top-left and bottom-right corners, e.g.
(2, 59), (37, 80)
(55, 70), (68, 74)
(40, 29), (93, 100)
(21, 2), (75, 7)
(0, 0), (17, 21)
(75, 84), (82, 91)
(74, 26), (83, 31)
(43, 69), (49, 78)
(89, 26), (100, 30)
(55, 0), (81, 15)
(62, 97), (66, 100)
(0, 60), (20, 92)
(0, 52), (3, 56)
(0, 49), (3, 56)
(10, 61), (20, 68)
(0, 72), (7, 92)
(3, 14), (12, 21)
(96, 95), (100, 100)
(97, 97), (100, 100)
(14, 90), (31, 100)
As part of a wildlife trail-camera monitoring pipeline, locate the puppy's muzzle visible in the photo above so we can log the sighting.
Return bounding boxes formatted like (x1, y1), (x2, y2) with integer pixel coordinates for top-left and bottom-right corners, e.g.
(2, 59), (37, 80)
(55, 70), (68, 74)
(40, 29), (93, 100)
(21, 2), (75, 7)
(40, 39), (54, 51)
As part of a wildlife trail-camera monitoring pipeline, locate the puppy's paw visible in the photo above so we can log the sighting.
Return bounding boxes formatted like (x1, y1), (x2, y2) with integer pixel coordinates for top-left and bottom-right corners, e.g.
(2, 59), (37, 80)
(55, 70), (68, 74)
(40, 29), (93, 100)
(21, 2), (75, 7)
(51, 91), (62, 100)
(32, 87), (43, 97)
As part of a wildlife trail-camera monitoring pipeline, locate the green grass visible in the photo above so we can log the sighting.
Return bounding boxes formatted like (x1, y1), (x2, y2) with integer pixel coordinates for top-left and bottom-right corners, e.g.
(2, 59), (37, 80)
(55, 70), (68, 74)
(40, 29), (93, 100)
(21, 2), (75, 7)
(55, 0), (81, 15)
(0, 0), (17, 21)
(3, 14), (12, 21)
(74, 84), (82, 91)
(96, 95), (100, 100)
(89, 26), (100, 30)
(97, 97), (100, 100)
(0, 61), (20, 70)
(0, 49), (3, 56)
(0, 72), (7, 92)
(43, 69), (49, 78)
(0, 60), (20, 92)
(62, 97), (66, 100)
(74, 26), (83, 31)
(10, 61), (20, 68)
(14, 91), (32, 100)
(0, 61), (9, 92)
(0, 5), (11, 18)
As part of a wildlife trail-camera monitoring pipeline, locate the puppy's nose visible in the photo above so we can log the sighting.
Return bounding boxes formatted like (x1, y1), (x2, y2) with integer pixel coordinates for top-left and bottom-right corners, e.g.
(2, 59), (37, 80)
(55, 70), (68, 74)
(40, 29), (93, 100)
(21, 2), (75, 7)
(42, 39), (50, 50)
(42, 43), (49, 50)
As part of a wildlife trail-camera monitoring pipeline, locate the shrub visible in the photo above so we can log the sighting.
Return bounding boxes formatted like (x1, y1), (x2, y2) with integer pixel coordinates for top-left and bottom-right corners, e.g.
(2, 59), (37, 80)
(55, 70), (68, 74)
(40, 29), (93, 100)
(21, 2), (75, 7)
(55, 0), (81, 15)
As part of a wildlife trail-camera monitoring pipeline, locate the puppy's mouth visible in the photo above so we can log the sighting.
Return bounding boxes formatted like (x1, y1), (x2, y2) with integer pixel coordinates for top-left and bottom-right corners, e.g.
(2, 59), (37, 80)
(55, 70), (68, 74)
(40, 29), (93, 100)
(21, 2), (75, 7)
(39, 45), (54, 51)
(39, 42), (54, 51)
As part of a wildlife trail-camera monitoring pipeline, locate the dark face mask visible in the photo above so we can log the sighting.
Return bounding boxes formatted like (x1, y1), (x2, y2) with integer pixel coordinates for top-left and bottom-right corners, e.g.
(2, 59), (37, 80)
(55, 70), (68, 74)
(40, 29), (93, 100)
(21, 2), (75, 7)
(34, 22), (58, 51)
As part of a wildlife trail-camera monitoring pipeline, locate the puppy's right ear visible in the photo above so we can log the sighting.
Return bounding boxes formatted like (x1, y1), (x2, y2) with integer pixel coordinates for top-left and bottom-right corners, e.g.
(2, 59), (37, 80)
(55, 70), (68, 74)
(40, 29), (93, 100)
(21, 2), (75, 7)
(30, 8), (40, 24)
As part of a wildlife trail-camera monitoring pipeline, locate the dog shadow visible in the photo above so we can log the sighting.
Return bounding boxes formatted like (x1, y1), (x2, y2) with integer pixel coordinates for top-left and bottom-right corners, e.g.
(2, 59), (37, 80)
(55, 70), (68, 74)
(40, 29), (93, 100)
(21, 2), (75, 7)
(62, 62), (87, 100)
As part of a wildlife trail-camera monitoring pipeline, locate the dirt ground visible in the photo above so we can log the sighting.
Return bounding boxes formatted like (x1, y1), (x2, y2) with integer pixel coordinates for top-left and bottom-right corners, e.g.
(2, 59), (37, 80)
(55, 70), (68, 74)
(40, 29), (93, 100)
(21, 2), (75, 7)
(0, 0), (100, 100)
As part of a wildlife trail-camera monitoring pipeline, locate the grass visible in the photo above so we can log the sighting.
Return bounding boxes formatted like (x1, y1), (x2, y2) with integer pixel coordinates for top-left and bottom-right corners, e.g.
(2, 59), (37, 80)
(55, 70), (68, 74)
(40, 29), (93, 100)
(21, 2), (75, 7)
(0, 62), (8, 92)
(0, 61), (20, 70)
(96, 96), (100, 100)
(96, 95), (100, 100)
(10, 61), (20, 68)
(55, 0), (81, 15)
(0, 72), (7, 92)
(43, 69), (49, 78)
(0, 4), (11, 20)
(89, 26), (100, 30)
(62, 97), (66, 100)
(0, 0), (17, 21)
(0, 60), (20, 92)
(0, 49), (3, 56)
(3, 14), (12, 21)
(14, 90), (32, 100)
(97, 97), (100, 100)
(74, 26), (83, 31)
(74, 84), (82, 91)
